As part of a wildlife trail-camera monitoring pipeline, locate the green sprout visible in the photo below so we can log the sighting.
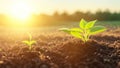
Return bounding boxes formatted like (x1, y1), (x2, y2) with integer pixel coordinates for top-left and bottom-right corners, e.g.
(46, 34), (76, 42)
(22, 33), (36, 50)
(59, 19), (106, 43)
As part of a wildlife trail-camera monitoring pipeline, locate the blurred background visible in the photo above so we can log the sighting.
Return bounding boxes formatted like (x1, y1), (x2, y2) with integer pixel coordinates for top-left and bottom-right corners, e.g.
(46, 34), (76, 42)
(0, 0), (120, 32)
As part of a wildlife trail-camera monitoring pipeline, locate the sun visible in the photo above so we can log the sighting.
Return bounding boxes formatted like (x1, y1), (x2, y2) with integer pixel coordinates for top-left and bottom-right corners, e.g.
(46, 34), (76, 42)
(9, 2), (32, 20)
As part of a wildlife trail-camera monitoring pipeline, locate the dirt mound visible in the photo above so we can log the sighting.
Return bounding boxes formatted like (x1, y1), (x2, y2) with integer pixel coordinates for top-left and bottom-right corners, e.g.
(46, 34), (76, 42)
(0, 30), (119, 68)
(48, 39), (119, 68)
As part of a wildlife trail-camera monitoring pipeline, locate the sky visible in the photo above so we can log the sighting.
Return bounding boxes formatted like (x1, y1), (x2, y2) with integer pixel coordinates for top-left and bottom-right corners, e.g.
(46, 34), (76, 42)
(0, 0), (120, 15)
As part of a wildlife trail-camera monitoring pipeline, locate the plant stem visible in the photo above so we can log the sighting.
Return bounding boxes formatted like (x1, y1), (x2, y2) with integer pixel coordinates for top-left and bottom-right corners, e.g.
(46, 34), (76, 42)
(83, 29), (87, 43)
(29, 45), (32, 50)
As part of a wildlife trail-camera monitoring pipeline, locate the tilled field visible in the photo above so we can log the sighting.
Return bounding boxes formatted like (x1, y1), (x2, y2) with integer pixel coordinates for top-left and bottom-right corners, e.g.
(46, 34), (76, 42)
(0, 29), (120, 68)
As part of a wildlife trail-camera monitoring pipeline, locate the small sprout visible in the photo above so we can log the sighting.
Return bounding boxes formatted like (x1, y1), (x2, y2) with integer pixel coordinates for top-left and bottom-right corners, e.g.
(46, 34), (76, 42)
(59, 19), (106, 43)
(22, 33), (36, 50)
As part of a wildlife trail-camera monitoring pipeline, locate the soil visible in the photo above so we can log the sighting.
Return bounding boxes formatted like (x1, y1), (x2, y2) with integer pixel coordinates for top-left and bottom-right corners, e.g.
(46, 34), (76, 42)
(0, 29), (120, 68)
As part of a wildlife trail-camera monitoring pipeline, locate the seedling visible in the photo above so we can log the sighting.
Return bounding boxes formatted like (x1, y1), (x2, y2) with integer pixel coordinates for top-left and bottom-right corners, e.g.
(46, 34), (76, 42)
(59, 19), (106, 43)
(22, 33), (36, 50)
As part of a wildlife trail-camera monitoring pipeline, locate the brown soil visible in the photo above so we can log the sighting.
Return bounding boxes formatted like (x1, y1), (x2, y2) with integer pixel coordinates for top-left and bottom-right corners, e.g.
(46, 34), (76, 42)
(0, 30), (120, 68)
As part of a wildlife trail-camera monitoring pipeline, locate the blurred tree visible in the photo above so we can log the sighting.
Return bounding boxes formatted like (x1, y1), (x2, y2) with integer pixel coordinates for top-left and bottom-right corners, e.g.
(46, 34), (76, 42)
(60, 11), (70, 21)
(53, 11), (59, 17)
(95, 10), (104, 20)
(72, 11), (84, 21)
(53, 11), (60, 21)
(0, 9), (120, 27)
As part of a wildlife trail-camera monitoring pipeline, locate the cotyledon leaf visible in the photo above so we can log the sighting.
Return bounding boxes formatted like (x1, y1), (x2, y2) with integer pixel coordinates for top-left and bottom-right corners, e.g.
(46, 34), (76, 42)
(79, 19), (87, 29)
(71, 28), (83, 32)
(59, 28), (71, 33)
(85, 20), (97, 29)
(90, 26), (106, 35)
(30, 40), (36, 45)
(22, 40), (31, 46)
(71, 30), (84, 41)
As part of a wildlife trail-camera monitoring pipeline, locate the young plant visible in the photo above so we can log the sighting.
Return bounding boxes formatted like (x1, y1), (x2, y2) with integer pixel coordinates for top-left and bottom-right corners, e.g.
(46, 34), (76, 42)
(59, 19), (106, 43)
(22, 33), (36, 50)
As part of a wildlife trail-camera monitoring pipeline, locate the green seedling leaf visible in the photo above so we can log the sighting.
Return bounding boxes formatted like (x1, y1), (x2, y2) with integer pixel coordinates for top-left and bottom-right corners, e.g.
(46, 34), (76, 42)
(85, 20), (97, 29)
(90, 26), (106, 35)
(23, 40), (36, 46)
(71, 30), (84, 41)
(30, 40), (36, 45)
(22, 33), (36, 50)
(59, 28), (71, 33)
(59, 19), (106, 43)
(22, 40), (30, 46)
(79, 19), (87, 29)
(71, 28), (83, 32)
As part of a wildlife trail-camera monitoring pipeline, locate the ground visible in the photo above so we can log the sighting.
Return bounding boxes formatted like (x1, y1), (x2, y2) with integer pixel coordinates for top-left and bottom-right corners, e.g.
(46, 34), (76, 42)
(0, 28), (119, 68)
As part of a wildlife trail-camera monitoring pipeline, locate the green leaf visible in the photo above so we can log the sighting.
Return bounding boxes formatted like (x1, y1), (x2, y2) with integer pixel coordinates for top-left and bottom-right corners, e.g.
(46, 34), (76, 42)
(85, 20), (97, 29)
(22, 41), (30, 46)
(30, 40), (36, 45)
(71, 31), (84, 41)
(90, 26), (106, 35)
(79, 19), (87, 29)
(59, 28), (71, 33)
(71, 28), (83, 32)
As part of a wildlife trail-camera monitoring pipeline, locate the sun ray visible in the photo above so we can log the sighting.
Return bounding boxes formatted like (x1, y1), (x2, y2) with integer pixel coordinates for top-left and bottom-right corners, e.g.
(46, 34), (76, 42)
(6, 2), (34, 27)
(9, 2), (32, 20)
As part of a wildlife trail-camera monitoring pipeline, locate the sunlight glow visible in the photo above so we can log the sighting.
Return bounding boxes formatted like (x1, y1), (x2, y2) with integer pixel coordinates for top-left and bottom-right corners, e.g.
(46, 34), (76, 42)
(9, 2), (32, 20)
(6, 2), (35, 27)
